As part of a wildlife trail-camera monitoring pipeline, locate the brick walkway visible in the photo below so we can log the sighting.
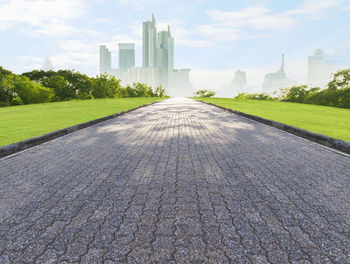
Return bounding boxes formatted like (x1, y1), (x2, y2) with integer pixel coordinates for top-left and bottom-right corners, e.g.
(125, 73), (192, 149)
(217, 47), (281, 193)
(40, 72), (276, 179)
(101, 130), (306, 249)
(0, 97), (350, 263)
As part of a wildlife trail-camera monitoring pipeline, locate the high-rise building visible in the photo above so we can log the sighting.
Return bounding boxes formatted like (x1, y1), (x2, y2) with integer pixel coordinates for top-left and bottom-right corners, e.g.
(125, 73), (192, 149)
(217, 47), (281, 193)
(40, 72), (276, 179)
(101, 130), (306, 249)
(167, 26), (174, 72)
(308, 49), (327, 87)
(100, 14), (192, 96)
(100, 45), (111, 74)
(263, 54), (293, 93)
(143, 14), (157, 68)
(307, 48), (350, 88)
(231, 70), (247, 93)
(168, 69), (192, 96)
(119, 43), (135, 70)
(157, 29), (173, 87)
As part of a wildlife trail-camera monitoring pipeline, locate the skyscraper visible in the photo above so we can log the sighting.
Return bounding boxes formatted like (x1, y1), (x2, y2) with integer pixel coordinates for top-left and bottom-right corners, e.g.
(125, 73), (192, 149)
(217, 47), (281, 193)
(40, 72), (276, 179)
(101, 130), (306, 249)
(308, 49), (326, 88)
(231, 70), (247, 92)
(100, 45), (111, 74)
(99, 14), (192, 95)
(119, 43), (135, 70)
(263, 54), (293, 93)
(143, 14), (157, 68)
(167, 26), (174, 72)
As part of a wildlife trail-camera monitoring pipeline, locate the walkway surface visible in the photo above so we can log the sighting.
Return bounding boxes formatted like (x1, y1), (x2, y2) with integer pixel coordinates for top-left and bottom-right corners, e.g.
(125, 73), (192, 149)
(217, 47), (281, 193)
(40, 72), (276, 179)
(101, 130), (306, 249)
(0, 97), (350, 264)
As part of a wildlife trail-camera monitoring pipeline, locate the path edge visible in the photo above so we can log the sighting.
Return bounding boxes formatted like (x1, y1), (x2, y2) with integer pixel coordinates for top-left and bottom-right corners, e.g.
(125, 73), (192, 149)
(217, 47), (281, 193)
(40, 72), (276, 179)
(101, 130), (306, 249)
(197, 99), (350, 155)
(0, 99), (163, 159)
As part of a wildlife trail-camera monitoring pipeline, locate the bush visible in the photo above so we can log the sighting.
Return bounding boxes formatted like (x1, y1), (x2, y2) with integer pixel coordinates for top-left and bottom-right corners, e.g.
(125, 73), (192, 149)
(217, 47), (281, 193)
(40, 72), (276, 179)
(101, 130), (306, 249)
(194, 89), (216, 97)
(235, 93), (275, 101)
(279, 69), (350, 109)
(10, 97), (23, 105)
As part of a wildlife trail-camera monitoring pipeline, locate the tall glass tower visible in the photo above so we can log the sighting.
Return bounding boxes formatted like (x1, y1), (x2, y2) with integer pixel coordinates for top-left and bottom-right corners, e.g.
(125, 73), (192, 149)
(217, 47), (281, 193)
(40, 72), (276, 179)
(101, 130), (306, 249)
(143, 14), (157, 68)
(119, 43), (135, 70)
(100, 45), (111, 74)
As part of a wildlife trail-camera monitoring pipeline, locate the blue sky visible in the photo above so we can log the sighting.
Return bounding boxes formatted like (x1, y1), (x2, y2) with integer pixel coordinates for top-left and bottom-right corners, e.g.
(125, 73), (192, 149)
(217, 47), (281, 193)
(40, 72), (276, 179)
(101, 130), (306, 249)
(1, 0), (350, 94)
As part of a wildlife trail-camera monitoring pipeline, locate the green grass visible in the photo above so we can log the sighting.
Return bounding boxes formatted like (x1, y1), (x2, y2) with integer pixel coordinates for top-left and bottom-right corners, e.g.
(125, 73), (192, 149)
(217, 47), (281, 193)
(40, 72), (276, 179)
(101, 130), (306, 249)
(0, 97), (165, 147)
(195, 98), (350, 142)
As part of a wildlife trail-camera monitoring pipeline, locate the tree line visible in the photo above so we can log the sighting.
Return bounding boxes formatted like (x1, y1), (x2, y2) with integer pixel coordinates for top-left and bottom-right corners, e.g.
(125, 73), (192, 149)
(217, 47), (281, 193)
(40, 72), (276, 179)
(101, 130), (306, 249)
(0, 67), (166, 107)
(235, 69), (350, 109)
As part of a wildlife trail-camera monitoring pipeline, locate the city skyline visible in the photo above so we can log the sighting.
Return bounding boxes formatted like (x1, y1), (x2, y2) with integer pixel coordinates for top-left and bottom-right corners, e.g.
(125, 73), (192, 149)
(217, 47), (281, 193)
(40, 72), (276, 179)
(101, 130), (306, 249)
(1, 0), (350, 96)
(99, 14), (191, 95)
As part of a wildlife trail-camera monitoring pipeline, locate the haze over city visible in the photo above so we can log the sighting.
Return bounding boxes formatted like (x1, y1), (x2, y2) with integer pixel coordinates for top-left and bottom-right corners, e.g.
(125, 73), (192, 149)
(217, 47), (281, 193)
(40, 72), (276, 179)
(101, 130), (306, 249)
(1, 0), (350, 96)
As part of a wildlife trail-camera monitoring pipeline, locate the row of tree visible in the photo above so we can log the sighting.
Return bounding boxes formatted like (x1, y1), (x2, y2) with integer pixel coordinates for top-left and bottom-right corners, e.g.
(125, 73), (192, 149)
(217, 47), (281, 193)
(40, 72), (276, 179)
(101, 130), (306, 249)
(235, 69), (350, 109)
(0, 68), (166, 107)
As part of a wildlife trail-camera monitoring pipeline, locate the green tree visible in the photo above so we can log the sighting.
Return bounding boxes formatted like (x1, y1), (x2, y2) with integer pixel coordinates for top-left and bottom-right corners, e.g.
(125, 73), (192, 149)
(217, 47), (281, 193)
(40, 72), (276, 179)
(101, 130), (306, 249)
(92, 74), (122, 98)
(11, 75), (53, 104)
(57, 70), (93, 99)
(41, 75), (72, 101)
(280, 85), (309, 103)
(328, 69), (350, 90)
(0, 74), (16, 106)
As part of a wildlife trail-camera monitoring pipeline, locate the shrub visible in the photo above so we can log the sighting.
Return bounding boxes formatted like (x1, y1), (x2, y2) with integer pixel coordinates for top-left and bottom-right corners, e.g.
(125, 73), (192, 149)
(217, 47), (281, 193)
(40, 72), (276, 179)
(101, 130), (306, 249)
(10, 97), (23, 105)
(235, 93), (275, 101)
(194, 89), (216, 97)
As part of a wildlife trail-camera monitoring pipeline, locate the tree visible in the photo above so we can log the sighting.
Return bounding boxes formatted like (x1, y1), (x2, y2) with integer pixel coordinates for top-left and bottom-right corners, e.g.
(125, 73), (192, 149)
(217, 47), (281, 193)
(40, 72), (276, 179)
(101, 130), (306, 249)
(23, 69), (93, 100)
(280, 85), (309, 103)
(41, 75), (73, 101)
(57, 70), (93, 98)
(11, 75), (53, 104)
(328, 69), (350, 90)
(92, 74), (122, 98)
(194, 89), (216, 97)
(0, 74), (16, 106)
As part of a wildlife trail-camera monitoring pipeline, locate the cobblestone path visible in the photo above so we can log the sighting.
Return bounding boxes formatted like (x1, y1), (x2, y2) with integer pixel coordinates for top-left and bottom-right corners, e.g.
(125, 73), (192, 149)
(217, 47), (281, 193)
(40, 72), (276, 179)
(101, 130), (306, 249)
(1, 97), (350, 263)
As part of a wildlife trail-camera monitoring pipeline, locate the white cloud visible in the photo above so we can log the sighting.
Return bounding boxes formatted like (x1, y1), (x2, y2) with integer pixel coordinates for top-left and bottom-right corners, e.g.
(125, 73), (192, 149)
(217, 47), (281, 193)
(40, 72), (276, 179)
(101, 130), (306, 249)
(0, 0), (84, 26)
(0, 0), (85, 37)
(196, 25), (240, 42)
(14, 56), (44, 72)
(288, 0), (341, 16)
(116, 0), (169, 10)
(207, 7), (294, 31)
(187, 0), (343, 47)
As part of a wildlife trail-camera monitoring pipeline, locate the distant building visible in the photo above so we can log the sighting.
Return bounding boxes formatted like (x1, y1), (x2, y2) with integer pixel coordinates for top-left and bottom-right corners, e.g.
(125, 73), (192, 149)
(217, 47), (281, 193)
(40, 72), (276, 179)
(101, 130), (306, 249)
(116, 67), (160, 88)
(231, 70), (247, 93)
(157, 27), (174, 88)
(100, 14), (191, 96)
(263, 54), (293, 94)
(119, 43), (135, 70)
(308, 49), (327, 88)
(168, 69), (192, 96)
(42, 59), (54, 71)
(308, 48), (350, 88)
(100, 45), (111, 74)
(143, 14), (157, 68)
(167, 26), (174, 72)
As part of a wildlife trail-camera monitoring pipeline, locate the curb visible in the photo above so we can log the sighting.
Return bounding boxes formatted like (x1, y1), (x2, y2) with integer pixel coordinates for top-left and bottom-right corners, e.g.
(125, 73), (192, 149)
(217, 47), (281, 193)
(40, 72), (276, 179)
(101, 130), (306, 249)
(197, 100), (350, 155)
(0, 100), (163, 159)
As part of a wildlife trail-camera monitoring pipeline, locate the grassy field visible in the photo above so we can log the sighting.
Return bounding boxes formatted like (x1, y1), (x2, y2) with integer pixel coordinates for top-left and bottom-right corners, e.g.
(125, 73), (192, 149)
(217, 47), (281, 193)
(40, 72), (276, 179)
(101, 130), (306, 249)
(0, 97), (164, 147)
(196, 98), (350, 142)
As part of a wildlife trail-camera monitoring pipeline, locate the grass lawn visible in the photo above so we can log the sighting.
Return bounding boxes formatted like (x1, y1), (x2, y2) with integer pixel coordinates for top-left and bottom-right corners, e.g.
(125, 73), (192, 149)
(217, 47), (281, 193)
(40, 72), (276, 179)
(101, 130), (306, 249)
(195, 98), (350, 142)
(0, 97), (165, 147)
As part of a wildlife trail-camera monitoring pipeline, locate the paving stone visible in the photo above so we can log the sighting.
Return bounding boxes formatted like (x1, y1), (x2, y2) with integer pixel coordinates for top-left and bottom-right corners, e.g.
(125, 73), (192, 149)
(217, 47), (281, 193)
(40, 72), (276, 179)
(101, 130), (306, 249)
(0, 97), (350, 263)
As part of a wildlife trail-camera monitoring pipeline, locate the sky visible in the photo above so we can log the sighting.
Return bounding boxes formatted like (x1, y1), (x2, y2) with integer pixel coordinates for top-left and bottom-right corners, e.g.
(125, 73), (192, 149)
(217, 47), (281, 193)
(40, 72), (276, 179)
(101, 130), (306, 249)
(0, 0), (350, 96)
